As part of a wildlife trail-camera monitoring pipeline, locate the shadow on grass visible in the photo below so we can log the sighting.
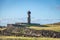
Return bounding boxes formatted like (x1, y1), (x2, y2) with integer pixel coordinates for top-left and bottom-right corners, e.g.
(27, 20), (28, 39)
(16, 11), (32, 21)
(27, 24), (49, 27)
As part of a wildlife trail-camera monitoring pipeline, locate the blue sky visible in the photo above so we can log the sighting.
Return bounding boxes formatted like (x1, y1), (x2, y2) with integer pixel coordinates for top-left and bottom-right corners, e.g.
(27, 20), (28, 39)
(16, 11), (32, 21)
(0, 0), (60, 26)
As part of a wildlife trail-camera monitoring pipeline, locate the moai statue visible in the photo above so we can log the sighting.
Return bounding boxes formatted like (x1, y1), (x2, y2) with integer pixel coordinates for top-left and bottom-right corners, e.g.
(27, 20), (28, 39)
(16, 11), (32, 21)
(27, 11), (31, 25)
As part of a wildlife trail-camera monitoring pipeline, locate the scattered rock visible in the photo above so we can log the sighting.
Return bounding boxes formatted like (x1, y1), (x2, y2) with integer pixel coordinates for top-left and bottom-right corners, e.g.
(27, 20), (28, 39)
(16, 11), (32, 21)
(0, 27), (60, 38)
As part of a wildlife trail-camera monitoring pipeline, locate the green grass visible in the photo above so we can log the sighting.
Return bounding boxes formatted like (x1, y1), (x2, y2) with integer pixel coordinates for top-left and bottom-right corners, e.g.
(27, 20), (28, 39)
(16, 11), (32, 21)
(28, 25), (60, 32)
(0, 36), (60, 40)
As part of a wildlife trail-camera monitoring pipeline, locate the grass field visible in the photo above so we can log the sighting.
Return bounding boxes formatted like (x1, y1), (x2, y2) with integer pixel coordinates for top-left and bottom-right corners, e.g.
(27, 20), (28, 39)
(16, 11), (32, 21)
(0, 36), (60, 40)
(28, 25), (60, 32)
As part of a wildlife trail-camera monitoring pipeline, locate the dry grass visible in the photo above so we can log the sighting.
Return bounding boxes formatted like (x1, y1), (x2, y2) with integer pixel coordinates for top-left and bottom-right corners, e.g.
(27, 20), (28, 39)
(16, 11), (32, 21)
(28, 25), (60, 32)
(0, 36), (60, 40)
(0, 28), (6, 31)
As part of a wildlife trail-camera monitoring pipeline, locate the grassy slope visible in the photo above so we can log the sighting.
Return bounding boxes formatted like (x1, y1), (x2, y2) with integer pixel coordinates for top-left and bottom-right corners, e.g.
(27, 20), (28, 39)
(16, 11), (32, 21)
(0, 36), (60, 40)
(28, 25), (60, 32)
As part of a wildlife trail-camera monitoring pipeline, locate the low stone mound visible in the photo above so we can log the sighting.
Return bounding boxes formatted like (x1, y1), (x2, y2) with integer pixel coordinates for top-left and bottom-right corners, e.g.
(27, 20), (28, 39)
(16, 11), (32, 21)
(23, 28), (60, 38)
(0, 27), (60, 38)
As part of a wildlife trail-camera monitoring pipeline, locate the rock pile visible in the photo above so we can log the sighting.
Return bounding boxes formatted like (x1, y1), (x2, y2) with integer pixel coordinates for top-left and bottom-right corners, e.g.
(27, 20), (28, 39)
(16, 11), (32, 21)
(0, 27), (60, 38)
(23, 28), (60, 38)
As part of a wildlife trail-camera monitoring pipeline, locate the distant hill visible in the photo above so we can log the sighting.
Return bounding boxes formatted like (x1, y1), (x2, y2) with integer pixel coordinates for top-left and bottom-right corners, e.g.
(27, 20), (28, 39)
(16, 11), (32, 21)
(51, 22), (60, 25)
(45, 22), (60, 27)
(0, 26), (5, 28)
(46, 22), (60, 25)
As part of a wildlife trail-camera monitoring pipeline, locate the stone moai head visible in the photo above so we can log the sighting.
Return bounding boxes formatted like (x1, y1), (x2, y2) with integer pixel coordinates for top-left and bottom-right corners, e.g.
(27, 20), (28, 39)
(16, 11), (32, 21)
(28, 11), (31, 14)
